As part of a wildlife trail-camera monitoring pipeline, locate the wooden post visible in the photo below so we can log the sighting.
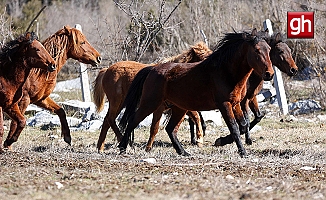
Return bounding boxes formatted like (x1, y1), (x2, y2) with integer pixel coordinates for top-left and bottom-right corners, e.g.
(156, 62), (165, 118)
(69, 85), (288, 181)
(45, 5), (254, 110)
(263, 19), (289, 115)
(75, 24), (91, 102)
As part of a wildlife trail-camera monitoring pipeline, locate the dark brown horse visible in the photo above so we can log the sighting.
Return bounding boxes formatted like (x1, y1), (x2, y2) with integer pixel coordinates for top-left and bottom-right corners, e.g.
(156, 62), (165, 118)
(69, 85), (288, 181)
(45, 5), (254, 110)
(118, 29), (274, 157)
(214, 32), (298, 146)
(93, 41), (212, 152)
(0, 32), (56, 152)
(3, 25), (101, 150)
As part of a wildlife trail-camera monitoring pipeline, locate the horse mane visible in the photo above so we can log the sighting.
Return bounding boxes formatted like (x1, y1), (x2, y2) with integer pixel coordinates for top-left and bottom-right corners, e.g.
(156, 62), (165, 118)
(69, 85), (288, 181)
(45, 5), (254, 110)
(0, 32), (38, 63)
(204, 30), (264, 68)
(42, 28), (70, 62)
(160, 41), (212, 63)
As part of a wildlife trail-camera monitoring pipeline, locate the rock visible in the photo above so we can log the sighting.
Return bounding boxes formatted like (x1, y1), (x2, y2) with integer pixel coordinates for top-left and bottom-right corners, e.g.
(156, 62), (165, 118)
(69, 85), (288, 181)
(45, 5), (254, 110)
(317, 114), (326, 121)
(288, 99), (321, 115)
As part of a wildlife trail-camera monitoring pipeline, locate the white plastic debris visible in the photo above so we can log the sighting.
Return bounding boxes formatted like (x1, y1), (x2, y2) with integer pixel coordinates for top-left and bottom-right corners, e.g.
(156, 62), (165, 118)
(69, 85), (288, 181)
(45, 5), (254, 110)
(300, 166), (316, 171)
(140, 158), (156, 164)
(55, 182), (64, 189)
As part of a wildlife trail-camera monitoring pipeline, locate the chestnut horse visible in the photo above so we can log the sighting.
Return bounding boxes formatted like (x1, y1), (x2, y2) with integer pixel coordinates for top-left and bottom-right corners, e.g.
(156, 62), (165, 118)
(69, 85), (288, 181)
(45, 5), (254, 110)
(214, 32), (298, 146)
(3, 25), (101, 150)
(93, 41), (212, 152)
(119, 29), (274, 157)
(0, 32), (56, 152)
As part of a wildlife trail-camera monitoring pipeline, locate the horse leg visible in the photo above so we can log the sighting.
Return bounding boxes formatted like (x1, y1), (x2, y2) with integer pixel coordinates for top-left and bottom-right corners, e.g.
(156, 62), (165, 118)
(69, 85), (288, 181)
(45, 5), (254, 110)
(97, 105), (123, 153)
(188, 114), (196, 145)
(198, 111), (206, 136)
(118, 101), (162, 154)
(215, 98), (254, 146)
(0, 107), (4, 153)
(165, 106), (189, 156)
(145, 104), (165, 152)
(186, 111), (204, 147)
(214, 102), (246, 157)
(239, 99), (252, 145)
(249, 96), (265, 130)
(3, 104), (26, 149)
(34, 97), (71, 145)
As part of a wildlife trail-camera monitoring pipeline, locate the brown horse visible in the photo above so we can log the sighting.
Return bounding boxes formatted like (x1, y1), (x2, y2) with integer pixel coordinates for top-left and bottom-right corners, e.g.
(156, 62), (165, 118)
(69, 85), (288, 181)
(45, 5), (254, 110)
(0, 32), (56, 152)
(118, 29), (274, 157)
(3, 25), (101, 150)
(214, 32), (298, 146)
(93, 41), (212, 152)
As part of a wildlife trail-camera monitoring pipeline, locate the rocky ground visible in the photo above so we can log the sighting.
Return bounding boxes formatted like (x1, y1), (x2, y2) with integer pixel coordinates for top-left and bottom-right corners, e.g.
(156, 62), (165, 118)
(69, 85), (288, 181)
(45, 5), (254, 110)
(0, 114), (325, 200)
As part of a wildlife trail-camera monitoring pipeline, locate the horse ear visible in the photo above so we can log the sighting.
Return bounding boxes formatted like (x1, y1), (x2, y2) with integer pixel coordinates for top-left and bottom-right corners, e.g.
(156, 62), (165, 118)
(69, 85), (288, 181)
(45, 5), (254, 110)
(275, 33), (282, 42)
(24, 32), (32, 40)
(63, 25), (72, 35)
(251, 28), (257, 36)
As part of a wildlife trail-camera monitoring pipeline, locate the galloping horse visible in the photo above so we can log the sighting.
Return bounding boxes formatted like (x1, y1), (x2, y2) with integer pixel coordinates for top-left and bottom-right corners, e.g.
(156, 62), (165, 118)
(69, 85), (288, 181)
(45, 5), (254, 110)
(214, 32), (298, 146)
(93, 41), (212, 152)
(119, 29), (274, 157)
(3, 25), (101, 150)
(0, 32), (56, 152)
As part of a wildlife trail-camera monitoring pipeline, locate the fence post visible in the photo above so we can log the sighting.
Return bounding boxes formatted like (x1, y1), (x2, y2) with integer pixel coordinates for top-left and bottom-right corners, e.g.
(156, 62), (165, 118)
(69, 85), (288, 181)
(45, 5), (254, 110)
(263, 19), (289, 115)
(75, 24), (91, 102)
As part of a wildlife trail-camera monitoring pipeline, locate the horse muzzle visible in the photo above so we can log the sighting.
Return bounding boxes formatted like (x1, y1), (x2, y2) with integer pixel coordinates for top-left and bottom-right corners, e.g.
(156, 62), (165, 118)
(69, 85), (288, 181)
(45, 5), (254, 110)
(91, 56), (102, 67)
(47, 63), (56, 72)
(287, 67), (298, 76)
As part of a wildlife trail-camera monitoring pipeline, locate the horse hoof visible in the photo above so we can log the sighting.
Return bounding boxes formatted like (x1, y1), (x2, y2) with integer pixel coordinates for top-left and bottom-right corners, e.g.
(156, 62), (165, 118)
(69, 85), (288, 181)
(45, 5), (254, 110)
(119, 148), (126, 155)
(196, 142), (203, 148)
(239, 150), (247, 158)
(182, 151), (191, 156)
(145, 147), (152, 152)
(245, 138), (253, 145)
(64, 136), (72, 145)
(214, 138), (222, 146)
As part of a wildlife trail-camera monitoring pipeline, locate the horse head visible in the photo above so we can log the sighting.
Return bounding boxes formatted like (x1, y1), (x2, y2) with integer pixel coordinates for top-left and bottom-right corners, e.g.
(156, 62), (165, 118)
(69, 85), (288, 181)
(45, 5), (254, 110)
(23, 32), (56, 72)
(246, 28), (274, 81)
(62, 25), (101, 67)
(0, 32), (55, 72)
(269, 33), (298, 76)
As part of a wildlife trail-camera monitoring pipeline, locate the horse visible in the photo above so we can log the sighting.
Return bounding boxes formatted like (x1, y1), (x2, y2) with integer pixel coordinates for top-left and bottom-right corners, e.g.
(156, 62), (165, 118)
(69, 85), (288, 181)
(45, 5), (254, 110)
(0, 32), (56, 152)
(3, 25), (101, 150)
(214, 32), (298, 147)
(93, 41), (212, 153)
(118, 29), (274, 157)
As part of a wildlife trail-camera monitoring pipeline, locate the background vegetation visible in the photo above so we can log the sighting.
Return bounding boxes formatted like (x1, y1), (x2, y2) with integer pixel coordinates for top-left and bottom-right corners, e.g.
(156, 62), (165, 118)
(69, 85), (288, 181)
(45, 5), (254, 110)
(0, 0), (326, 106)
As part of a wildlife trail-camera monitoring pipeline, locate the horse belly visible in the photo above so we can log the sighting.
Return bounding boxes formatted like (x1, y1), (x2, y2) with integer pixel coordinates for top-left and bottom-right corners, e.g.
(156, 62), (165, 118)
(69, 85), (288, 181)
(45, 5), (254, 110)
(166, 86), (217, 111)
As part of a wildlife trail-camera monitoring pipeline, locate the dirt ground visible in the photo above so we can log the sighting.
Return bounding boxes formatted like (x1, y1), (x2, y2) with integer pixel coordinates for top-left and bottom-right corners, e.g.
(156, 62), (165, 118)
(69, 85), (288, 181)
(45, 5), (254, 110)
(0, 115), (325, 200)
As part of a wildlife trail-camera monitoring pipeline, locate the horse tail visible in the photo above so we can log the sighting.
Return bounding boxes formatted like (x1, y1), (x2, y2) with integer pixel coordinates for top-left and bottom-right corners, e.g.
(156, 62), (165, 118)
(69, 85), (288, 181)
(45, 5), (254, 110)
(119, 66), (153, 133)
(93, 68), (108, 112)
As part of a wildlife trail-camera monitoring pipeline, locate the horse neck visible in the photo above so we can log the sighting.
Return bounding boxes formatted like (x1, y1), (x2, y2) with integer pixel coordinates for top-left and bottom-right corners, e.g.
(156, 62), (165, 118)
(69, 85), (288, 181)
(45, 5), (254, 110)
(224, 45), (253, 83)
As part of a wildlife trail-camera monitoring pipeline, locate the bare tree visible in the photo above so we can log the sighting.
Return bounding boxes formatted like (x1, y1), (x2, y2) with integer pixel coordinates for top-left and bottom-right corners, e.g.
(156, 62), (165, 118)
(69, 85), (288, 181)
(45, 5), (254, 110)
(113, 0), (182, 61)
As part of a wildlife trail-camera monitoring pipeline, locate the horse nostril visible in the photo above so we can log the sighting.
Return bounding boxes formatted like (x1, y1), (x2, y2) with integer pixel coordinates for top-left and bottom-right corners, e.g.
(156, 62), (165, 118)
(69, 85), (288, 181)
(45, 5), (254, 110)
(48, 64), (56, 72)
(290, 68), (298, 75)
(97, 56), (102, 63)
(264, 72), (273, 81)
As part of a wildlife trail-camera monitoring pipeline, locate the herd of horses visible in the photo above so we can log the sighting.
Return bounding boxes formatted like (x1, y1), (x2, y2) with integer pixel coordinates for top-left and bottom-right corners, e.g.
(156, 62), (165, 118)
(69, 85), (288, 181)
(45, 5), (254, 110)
(0, 26), (298, 157)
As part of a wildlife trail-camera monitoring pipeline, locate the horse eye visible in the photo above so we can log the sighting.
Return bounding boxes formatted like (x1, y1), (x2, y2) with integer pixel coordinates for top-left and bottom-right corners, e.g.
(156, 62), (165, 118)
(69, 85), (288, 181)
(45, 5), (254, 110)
(81, 41), (85, 45)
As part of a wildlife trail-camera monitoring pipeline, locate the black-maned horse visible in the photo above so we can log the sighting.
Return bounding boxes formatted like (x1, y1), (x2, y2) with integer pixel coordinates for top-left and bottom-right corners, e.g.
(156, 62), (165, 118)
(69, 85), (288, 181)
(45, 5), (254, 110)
(215, 32), (298, 147)
(118, 29), (274, 157)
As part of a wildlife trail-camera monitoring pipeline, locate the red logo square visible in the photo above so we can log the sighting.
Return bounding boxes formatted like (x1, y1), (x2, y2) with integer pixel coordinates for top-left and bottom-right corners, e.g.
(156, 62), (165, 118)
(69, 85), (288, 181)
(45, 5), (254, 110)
(287, 12), (314, 39)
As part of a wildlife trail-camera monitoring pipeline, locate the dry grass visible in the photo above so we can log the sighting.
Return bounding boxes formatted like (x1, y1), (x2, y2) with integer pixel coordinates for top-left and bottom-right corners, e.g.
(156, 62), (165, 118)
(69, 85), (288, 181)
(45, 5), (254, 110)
(0, 114), (325, 200)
